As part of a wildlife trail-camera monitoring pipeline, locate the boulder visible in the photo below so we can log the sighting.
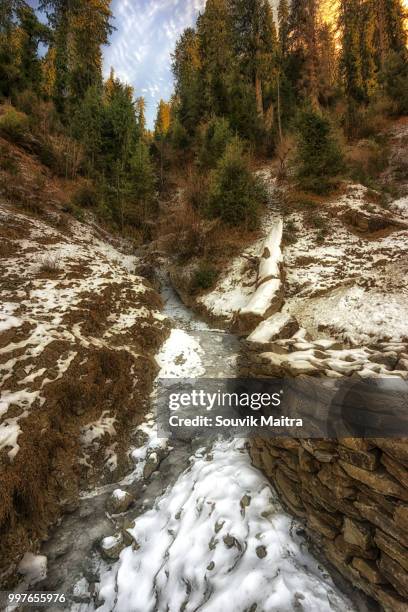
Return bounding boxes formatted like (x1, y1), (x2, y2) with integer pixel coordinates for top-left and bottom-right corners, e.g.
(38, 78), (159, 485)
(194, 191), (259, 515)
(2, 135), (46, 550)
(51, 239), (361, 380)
(100, 533), (126, 560)
(106, 489), (134, 515)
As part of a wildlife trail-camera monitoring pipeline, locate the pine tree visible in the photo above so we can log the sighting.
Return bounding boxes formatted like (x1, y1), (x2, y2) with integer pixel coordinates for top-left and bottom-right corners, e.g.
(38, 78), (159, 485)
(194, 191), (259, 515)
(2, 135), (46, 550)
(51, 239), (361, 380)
(197, 0), (232, 117)
(339, 0), (365, 103)
(40, 0), (113, 112)
(288, 0), (320, 107)
(317, 23), (337, 106)
(208, 136), (266, 227)
(172, 27), (203, 135)
(278, 0), (290, 58)
(128, 140), (157, 227)
(154, 99), (171, 140)
(296, 109), (344, 193)
(227, 0), (278, 123)
(135, 96), (146, 138)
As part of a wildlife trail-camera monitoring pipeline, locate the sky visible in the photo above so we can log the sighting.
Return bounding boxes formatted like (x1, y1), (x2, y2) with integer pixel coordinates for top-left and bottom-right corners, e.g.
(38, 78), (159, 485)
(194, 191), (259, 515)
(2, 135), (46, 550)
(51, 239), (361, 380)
(104, 0), (206, 128)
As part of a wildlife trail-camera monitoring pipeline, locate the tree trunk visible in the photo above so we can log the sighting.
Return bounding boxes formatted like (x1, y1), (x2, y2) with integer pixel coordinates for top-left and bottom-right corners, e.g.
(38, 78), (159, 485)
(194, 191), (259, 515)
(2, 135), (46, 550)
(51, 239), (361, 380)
(255, 72), (264, 120)
(277, 72), (283, 143)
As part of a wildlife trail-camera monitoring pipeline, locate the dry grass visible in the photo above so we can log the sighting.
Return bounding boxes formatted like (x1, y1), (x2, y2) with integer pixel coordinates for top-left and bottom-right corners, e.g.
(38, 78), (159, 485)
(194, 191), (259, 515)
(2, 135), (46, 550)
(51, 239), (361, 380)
(38, 254), (61, 275)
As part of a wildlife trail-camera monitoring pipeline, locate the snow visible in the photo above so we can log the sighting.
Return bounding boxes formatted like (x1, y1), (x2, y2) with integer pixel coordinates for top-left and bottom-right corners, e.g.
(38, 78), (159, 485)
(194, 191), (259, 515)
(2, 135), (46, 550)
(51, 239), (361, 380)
(156, 329), (205, 378)
(239, 278), (282, 318)
(95, 439), (353, 612)
(17, 553), (47, 585)
(282, 183), (408, 344)
(0, 201), (165, 460)
(247, 312), (295, 344)
(81, 412), (117, 446)
(257, 218), (283, 285)
(112, 489), (127, 501)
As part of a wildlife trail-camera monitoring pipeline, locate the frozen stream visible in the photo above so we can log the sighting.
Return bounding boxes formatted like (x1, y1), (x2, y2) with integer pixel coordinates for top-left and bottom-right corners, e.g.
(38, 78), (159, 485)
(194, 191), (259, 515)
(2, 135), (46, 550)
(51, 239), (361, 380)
(26, 274), (356, 612)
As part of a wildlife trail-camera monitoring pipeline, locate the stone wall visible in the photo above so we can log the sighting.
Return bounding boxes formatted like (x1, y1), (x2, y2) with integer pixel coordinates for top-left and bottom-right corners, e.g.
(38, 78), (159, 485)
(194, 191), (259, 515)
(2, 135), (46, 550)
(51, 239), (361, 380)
(248, 436), (408, 611)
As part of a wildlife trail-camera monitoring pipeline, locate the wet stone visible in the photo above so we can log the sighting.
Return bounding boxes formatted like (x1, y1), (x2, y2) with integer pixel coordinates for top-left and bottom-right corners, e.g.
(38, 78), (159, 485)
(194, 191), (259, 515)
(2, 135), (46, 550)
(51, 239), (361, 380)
(256, 545), (267, 559)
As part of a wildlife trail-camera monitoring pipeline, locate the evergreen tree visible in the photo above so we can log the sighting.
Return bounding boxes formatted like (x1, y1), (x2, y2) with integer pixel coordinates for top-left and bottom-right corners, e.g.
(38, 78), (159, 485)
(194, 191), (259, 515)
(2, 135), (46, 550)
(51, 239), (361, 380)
(228, 0), (278, 123)
(339, 0), (365, 103)
(198, 116), (233, 168)
(296, 108), (344, 193)
(288, 0), (320, 106)
(197, 0), (232, 117)
(208, 136), (266, 227)
(172, 27), (202, 136)
(278, 0), (290, 58)
(128, 140), (157, 226)
(317, 23), (338, 106)
(154, 99), (171, 140)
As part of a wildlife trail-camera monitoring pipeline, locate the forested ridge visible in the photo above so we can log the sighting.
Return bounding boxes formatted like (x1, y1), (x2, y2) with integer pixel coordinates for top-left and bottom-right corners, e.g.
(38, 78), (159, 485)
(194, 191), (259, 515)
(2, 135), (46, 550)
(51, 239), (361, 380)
(0, 0), (407, 238)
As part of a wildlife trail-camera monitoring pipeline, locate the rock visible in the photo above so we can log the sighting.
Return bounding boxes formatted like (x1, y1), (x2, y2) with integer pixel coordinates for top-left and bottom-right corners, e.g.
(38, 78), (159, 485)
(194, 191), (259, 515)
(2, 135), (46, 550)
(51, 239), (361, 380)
(257, 352), (284, 376)
(339, 461), (408, 501)
(338, 438), (374, 452)
(368, 351), (399, 370)
(106, 489), (134, 514)
(143, 452), (160, 480)
(100, 533), (126, 560)
(333, 534), (377, 561)
(381, 453), (408, 489)
(281, 358), (322, 376)
(314, 339), (344, 350)
(247, 313), (299, 344)
(379, 552), (408, 598)
(343, 517), (373, 551)
(298, 447), (318, 473)
(256, 545), (267, 559)
(307, 510), (339, 540)
(355, 501), (408, 548)
(318, 464), (357, 499)
(134, 429), (149, 448)
(351, 557), (386, 584)
(240, 495), (251, 510)
(338, 446), (380, 471)
(375, 529), (408, 572)
(372, 439), (408, 466)
(275, 468), (304, 511)
(223, 534), (241, 550)
(397, 358), (408, 371)
(394, 505), (408, 531)
(375, 587), (408, 612)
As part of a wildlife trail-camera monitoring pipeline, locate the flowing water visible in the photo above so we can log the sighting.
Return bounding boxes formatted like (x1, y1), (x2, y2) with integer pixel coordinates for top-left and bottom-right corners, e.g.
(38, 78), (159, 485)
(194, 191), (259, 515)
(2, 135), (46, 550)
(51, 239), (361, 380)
(16, 272), (359, 612)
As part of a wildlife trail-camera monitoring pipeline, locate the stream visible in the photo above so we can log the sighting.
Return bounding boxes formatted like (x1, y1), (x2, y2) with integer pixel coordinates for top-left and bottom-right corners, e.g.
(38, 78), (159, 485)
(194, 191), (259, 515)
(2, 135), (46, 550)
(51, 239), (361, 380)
(20, 272), (358, 612)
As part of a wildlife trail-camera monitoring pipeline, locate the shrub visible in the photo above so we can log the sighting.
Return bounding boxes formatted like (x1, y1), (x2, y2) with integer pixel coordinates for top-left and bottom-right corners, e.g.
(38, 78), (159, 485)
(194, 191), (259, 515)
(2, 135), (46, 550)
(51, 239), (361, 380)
(208, 137), (267, 228)
(192, 261), (219, 291)
(185, 170), (210, 211)
(0, 147), (19, 174)
(0, 106), (29, 143)
(38, 255), (61, 274)
(295, 109), (344, 194)
(72, 182), (100, 208)
(198, 116), (233, 169)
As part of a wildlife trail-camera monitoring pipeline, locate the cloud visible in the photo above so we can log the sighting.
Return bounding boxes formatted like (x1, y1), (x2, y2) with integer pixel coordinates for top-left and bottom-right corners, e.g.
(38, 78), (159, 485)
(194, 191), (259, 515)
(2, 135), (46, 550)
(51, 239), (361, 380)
(103, 0), (206, 128)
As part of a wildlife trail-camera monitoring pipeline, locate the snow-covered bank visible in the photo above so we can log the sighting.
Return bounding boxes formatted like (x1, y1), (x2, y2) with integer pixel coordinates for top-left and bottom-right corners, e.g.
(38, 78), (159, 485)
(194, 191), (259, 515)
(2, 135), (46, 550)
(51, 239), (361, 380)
(95, 439), (354, 612)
